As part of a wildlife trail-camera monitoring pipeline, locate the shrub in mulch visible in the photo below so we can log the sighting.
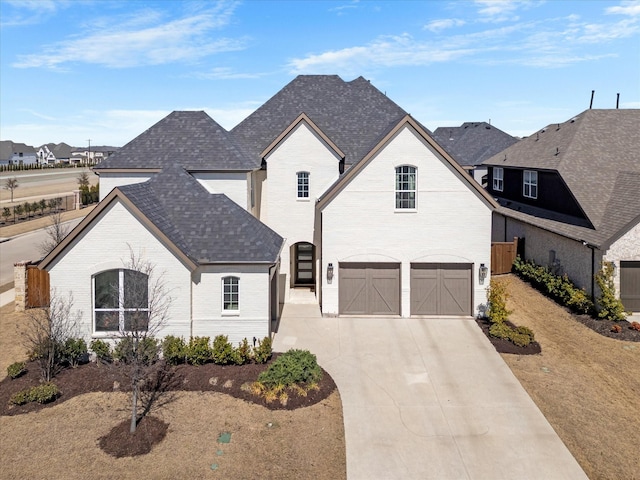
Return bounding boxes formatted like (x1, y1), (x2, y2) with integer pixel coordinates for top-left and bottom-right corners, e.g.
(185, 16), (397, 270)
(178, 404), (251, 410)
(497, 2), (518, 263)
(475, 317), (541, 355)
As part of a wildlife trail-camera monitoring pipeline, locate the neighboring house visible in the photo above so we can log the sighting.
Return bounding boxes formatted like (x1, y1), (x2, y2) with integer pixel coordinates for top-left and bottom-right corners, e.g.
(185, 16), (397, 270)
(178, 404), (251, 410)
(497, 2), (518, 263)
(432, 122), (518, 186)
(41, 75), (496, 346)
(37, 145), (57, 165)
(38, 143), (74, 165)
(0, 141), (38, 166)
(71, 147), (116, 165)
(484, 109), (640, 313)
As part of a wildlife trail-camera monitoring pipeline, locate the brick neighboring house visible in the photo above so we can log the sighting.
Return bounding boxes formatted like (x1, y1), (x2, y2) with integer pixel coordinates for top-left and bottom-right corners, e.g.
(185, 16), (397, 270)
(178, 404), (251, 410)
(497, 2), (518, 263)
(432, 122), (518, 186)
(484, 109), (640, 314)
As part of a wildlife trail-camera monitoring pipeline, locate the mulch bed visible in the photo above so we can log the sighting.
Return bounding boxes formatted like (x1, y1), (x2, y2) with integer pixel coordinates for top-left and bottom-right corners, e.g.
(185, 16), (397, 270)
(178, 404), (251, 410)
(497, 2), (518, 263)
(572, 313), (640, 342)
(475, 317), (542, 355)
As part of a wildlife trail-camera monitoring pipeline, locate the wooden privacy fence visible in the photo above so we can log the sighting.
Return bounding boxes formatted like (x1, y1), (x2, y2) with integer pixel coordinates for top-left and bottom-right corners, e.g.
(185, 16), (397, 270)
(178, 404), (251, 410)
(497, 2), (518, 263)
(491, 237), (522, 275)
(27, 265), (50, 308)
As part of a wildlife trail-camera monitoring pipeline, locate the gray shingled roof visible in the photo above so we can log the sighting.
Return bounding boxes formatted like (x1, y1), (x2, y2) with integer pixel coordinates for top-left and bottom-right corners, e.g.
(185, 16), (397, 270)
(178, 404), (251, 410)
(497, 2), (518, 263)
(118, 166), (283, 264)
(97, 111), (257, 171)
(231, 75), (408, 166)
(432, 122), (518, 167)
(484, 109), (640, 247)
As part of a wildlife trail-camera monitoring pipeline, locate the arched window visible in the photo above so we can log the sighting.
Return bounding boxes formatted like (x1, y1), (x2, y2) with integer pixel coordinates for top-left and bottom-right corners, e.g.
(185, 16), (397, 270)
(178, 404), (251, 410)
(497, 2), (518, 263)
(297, 171), (310, 199)
(395, 165), (417, 209)
(94, 269), (149, 332)
(222, 276), (240, 311)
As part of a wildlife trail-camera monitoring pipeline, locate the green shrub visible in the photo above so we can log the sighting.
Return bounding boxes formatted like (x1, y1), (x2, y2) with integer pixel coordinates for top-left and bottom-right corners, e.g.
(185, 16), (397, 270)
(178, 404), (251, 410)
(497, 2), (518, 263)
(114, 337), (159, 365)
(187, 337), (211, 365)
(253, 337), (272, 364)
(486, 279), (511, 323)
(90, 339), (112, 363)
(62, 338), (88, 367)
(489, 322), (512, 340)
(233, 338), (252, 365)
(595, 263), (627, 321)
(489, 321), (535, 348)
(258, 349), (322, 388)
(211, 335), (234, 365)
(162, 335), (187, 365)
(7, 361), (26, 379)
(10, 383), (60, 405)
(511, 332), (532, 347)
(515, 325), (535, 341)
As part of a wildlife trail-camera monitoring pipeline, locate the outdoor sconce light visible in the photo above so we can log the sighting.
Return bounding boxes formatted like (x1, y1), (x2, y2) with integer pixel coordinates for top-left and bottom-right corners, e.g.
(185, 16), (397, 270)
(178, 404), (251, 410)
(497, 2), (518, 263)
(327, 263), (334, 282)
(479, 263), (488, 284)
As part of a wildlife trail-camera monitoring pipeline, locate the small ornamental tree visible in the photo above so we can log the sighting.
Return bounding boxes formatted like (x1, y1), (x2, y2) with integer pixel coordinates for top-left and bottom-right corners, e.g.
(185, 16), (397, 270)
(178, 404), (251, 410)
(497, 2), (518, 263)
(486, 278), (512, 324)
(2, 207), (10, 223)
(4, 176), (18, 202)
(39, 211), (71, 256)
(595, 262), (627, 321)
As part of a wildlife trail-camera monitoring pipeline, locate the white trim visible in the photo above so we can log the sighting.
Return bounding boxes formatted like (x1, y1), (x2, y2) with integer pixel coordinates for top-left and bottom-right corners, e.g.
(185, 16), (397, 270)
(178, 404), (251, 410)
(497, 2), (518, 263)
(296, 171), (310, 199)
(221, 276), (240, 314)
(523, 170), (538, 199)
(493, 167), (504, 192)
(395, 165), (417, 210)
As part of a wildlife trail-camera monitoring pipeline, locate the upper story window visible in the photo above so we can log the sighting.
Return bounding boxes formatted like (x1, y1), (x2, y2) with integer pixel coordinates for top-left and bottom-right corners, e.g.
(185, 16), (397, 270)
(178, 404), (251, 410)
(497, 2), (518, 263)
(94, 269), (149, 333)
(523, 170), (538, 199)
(395, 165), (417, 209)
(297, 171), (309, 199)
(493, 167), (504, 192)
(222, 276), (239, 312)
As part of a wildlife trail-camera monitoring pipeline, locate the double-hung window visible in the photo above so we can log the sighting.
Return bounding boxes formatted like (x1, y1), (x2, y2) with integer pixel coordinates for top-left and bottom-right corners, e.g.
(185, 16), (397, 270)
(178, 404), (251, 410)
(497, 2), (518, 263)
(395, 165), (417, 209)
(523, 170), (538, 199)
(493, 167), (504, 192)
(297, 171), (309, 199)
(94, 269), (149, 332)
(222, 276), (239, 312)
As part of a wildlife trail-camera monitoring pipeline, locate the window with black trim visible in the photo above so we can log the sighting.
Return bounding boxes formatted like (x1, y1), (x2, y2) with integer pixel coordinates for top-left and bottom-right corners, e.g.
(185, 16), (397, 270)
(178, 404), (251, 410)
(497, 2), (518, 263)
(94, 269), (149, 332)
(395, 165), (417, 209)
(297, 171), (309, 199)
(222, 276), (239, 311)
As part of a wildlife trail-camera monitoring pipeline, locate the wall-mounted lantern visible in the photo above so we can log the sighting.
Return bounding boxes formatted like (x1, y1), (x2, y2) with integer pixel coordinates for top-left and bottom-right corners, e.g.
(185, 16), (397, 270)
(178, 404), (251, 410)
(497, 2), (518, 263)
(327, 263), (334, 283)
(479, 263), (488, 284)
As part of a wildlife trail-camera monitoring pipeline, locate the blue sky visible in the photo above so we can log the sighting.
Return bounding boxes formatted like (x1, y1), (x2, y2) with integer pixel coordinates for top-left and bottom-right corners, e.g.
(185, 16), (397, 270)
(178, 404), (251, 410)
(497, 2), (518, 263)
(1, 0), (639, 147)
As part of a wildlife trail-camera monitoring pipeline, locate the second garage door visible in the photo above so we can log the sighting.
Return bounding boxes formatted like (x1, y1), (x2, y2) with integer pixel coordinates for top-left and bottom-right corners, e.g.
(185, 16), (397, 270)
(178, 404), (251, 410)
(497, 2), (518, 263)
(411, 263), (472, 316)
(620, 261), (640, 312)
(339, 263), (400, 315)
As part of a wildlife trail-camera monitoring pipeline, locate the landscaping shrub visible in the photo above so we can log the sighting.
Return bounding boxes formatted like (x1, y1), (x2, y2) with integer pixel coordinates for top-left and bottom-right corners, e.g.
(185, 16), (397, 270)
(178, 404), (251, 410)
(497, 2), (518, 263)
(233, 338), (252, 365)
(187, 337), (211, 365)
(114, 337), (159, 365)
(486, 279), (511, 323)
(611, 324), (622, 333)
(162, 335), (187, 365)
(211, 335), (234, 365)
(10, 383), (60, 405)
(62, 337), (88, 367)
(7, 361), (26, 379)
(630, 322), (640, 332)
(253, 337), (272, 364)
(513, 256), (594, 314)
(595, 263), (627, 321)
(90, 339), (112, 363)
(258, 349), (322, 388)
(489, 322), (512, 340)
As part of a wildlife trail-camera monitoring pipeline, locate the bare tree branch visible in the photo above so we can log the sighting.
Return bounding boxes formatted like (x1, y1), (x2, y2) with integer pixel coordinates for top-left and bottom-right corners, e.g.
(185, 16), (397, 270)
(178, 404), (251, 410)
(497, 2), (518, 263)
(39, 211), (71, 257)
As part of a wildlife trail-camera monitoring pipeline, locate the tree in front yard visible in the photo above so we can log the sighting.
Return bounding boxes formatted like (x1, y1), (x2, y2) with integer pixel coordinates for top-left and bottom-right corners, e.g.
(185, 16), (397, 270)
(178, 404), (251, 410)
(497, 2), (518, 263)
(4, 176), (18, 202)
(39, 211), (70, 256)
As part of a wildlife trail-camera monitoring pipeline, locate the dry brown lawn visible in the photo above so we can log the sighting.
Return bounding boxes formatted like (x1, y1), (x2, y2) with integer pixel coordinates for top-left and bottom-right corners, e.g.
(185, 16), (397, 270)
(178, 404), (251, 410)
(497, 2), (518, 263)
(0, 304), (346, 480)
(497, 275), (640, 480)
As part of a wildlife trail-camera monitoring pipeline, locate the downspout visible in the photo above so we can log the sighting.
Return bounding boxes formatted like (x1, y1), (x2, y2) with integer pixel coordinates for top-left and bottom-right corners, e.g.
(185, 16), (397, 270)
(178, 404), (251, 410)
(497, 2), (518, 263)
(590, 245), (595, 301)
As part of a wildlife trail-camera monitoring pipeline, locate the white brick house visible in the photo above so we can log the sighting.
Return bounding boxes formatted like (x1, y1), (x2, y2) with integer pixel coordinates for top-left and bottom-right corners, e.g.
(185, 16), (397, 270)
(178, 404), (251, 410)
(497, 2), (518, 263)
(41, 75), (496, 346)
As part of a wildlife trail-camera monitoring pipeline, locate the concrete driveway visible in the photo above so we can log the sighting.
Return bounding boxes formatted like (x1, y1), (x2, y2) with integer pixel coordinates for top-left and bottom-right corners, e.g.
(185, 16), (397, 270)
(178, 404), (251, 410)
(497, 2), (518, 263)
(273, 303), (588, 480)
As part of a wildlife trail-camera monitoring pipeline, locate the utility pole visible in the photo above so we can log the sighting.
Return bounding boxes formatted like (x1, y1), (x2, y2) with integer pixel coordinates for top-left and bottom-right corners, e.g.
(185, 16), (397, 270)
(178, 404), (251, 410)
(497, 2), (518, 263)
(87, 139), (91, 165)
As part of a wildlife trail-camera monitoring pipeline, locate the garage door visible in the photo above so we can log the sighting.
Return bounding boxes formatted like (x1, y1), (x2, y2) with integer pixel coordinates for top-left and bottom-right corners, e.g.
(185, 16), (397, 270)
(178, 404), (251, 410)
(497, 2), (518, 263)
(339, 263), (400, 315)
(411, 263), (472, 316)
(620, 261), (640, 312)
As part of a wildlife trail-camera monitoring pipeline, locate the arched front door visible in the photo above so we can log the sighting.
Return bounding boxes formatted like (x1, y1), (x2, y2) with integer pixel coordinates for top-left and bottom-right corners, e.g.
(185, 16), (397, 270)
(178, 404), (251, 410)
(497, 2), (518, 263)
(294, 242), (315, 286)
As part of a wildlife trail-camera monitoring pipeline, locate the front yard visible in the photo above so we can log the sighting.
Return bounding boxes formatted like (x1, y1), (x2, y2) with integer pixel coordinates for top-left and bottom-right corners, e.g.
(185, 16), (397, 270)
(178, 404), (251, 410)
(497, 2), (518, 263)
(497, 274), (640, 480)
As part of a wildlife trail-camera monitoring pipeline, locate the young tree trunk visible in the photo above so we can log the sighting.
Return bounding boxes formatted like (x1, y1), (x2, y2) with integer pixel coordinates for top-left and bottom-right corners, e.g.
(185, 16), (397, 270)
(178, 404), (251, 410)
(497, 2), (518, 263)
(130, 383), (138, 434)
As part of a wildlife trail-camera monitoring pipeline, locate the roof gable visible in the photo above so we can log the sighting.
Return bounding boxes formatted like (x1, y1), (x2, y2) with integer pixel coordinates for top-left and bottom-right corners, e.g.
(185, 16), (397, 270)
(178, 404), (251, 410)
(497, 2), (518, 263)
(318, 115), (498, 210)
(96, 111), (257, 172)
(231, 75), (408, 167)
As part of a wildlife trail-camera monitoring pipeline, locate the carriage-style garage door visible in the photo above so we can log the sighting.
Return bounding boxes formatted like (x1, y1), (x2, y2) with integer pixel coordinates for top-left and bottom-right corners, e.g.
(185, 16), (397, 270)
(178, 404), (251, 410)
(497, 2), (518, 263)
(339, 263), (400, 315)
(620, 261), (640, 312)
(411, 263), (472, 316)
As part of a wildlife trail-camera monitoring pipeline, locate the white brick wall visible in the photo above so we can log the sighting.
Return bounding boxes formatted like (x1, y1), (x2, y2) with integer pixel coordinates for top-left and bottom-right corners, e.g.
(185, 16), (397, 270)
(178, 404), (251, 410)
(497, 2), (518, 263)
(604, 221), (640, 308)
(98, 173), (152, 200)
(321, 126), (493, 317)
(260, 122), (341, 297)
(193, 172), (250, 210)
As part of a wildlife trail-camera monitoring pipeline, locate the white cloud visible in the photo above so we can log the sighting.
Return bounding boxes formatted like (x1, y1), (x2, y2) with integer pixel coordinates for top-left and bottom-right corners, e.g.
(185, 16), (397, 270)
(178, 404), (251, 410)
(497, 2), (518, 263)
(606, 1), (640, 16)
(423, 18), (466, 33)
(329, 1), (360, 15)
(188, 67), (265, 80)
(12, 3), (246, 69)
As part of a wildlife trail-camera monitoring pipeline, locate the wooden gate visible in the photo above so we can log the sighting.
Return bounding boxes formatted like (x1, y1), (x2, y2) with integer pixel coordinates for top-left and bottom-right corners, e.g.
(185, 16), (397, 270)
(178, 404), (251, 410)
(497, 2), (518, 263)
(27, 265), (50, 308)
(491, 237), (521, 275)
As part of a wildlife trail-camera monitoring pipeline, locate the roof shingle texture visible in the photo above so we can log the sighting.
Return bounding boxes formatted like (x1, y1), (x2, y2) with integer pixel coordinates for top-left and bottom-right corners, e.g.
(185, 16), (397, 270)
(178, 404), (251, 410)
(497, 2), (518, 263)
(97, 111), (257, 171)
(118, 166), (283, 264)
(432, 122), (518, 167)
(484, 109), (640, 247)
(231, 75), (408, 166)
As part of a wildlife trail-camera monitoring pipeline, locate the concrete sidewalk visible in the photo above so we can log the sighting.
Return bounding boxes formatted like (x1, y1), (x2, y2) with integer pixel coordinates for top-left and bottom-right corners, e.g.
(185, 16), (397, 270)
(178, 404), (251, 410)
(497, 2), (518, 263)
(273, 304), (587, 480)
(0, 288), (14, 307)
